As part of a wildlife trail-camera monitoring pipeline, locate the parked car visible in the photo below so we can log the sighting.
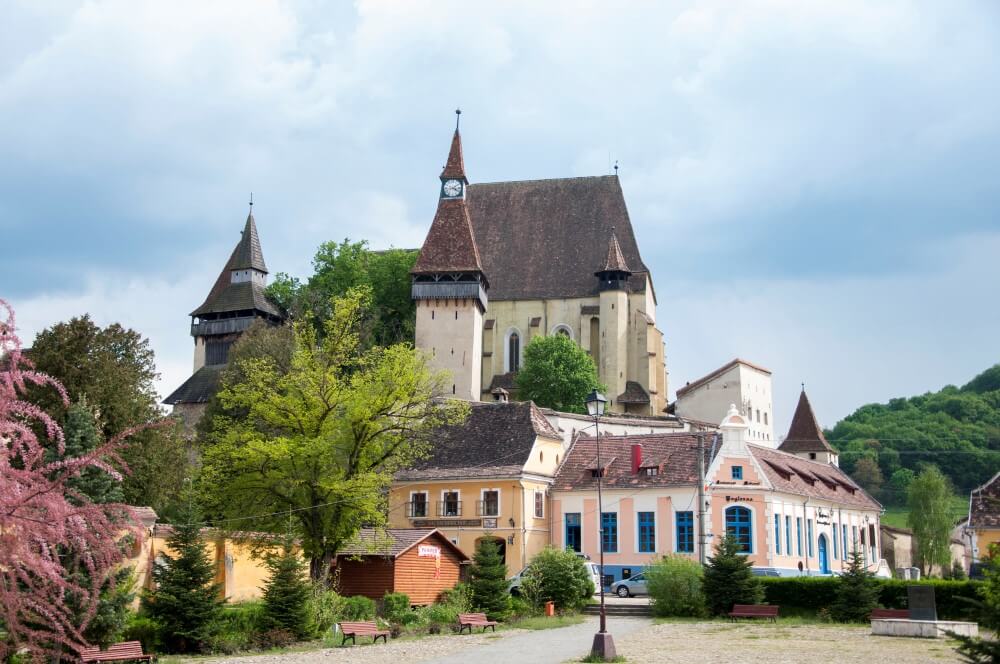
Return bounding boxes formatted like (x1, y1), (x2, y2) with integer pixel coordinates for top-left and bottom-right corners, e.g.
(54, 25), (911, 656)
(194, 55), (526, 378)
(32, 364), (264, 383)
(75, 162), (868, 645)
(509, 561), (602, 596)
(611, 572), (647, 598)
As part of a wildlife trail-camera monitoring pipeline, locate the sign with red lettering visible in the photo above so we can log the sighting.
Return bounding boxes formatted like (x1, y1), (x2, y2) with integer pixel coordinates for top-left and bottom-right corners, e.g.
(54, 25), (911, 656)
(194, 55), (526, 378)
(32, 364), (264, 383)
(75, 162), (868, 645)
(418, 544), (441, 558)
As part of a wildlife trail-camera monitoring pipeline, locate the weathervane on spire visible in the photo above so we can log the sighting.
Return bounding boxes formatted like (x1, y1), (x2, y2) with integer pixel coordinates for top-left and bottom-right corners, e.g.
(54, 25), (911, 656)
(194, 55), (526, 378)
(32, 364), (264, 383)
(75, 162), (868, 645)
(614, 160), (619, 175)
(455, 108), (462, 131)
(249, 192), (253, 210)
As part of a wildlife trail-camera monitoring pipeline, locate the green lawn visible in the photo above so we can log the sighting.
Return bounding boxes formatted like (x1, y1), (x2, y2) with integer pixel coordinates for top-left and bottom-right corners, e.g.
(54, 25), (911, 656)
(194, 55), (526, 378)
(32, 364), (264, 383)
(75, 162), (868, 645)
(881, 496), (968, 529)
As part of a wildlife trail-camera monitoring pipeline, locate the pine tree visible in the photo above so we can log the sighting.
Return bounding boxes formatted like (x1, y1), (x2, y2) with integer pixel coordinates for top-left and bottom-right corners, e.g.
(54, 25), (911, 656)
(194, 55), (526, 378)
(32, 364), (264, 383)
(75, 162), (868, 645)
(468, 539), (511, 621)
(261, 539), (311, 638)
(141, 501), (223, 652)
(702, 535), (763, 616)
(830, 548), (879, 622)
(62, 400), (124, 504)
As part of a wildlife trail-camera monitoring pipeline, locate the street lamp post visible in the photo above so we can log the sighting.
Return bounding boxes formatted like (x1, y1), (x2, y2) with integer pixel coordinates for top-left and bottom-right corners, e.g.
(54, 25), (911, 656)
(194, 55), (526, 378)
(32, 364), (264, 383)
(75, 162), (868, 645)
(586, 389), (616, 661)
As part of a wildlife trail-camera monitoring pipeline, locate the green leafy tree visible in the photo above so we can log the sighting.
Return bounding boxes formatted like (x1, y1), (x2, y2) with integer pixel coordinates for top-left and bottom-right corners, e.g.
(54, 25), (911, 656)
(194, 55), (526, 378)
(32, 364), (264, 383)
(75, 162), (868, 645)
(702, 535), (763, 616)
(468, 539), (511, 621)
(829, 363), (1000, 497)
(515, 334), (603, 413)
(521, 547), (593, 612)
(28, 315), (191, 514)
(267, 239), (418, 347)
(141, 502), (223, 653)
(200, 288), (467, 580)
(645, 555), (705, 617)
(851, 456), (884, 497)
(830, 549), (879, 622)
(907, 465), (956, 576)
(261, 539), (311, 638)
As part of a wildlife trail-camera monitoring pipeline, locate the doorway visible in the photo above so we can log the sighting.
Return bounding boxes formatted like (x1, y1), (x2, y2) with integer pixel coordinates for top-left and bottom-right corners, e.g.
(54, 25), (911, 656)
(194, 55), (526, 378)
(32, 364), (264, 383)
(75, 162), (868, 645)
(818, 534), (830, 574)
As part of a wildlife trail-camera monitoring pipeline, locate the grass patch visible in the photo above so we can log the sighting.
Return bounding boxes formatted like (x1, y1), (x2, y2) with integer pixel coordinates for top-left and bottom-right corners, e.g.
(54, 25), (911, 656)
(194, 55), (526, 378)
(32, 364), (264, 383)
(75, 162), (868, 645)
(507, 614), (586, 630)
(881, 496), (967, 529)
(578, 655), (626, 663)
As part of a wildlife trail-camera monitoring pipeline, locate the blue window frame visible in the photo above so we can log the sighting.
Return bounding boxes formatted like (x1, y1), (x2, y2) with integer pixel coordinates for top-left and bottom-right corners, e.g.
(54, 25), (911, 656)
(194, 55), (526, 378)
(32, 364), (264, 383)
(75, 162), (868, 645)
(732, 465), (743, 480)
(638, 512), (655, 553)
(774, 514), (781, 555)
(796, 517), (803, 556)
(602, 512), (618, 553)
(785, 515), (791, 555)
(565, 513), (582, 553)
(725, 506), (753, 553)
(807, 519), (814, 557)
(842, 524), (848, 558)
(833, 522), (839, 560)
(676, 511), (694, 553)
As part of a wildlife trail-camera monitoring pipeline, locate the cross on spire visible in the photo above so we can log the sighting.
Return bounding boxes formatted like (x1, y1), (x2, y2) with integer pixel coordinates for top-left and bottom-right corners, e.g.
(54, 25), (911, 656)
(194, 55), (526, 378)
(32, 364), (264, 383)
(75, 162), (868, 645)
(455, 108), (461, 131)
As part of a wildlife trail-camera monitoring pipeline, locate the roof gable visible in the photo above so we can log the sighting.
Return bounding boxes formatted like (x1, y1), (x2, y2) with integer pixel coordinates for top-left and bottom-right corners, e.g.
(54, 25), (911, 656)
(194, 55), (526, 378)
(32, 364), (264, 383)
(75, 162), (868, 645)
(778, 390), (835, 454)
(395, 400), (557, 481)
(337, 528), (469, 560)
(676, 358), (772, 397)
(465, 176), (650, 301)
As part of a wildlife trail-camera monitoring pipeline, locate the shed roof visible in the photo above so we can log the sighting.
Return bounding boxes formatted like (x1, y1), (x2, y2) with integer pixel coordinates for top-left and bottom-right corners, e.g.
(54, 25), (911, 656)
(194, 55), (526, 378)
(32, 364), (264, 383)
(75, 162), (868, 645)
(337, 528), (469, 560)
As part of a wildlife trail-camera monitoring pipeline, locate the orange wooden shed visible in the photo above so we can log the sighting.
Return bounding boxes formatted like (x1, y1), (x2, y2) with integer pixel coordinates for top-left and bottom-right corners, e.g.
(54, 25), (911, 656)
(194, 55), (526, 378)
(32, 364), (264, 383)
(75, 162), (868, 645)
(333, 528), (469, 605)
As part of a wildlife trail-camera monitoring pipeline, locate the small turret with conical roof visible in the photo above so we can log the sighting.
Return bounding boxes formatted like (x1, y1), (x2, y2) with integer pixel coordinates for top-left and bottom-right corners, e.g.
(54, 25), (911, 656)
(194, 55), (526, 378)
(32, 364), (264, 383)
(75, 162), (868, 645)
(411, 112), (488, 401)
(595, 230), (632, 291)
(778, 388), (839, 466)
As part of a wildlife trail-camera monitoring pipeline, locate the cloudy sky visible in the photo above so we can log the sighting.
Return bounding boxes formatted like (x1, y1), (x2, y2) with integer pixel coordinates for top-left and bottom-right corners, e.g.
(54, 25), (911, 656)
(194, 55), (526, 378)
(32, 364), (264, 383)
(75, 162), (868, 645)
(2, 0), (998, 432)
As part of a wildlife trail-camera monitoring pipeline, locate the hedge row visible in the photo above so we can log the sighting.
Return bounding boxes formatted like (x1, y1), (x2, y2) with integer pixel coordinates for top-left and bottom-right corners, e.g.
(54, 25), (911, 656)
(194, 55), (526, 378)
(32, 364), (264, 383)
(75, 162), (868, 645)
(759, 577), (984, 621)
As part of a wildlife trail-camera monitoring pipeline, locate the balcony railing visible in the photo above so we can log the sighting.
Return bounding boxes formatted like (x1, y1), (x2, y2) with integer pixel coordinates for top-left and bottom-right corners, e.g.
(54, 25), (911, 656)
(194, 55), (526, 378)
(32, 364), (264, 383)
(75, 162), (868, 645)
(476, 500), (500, 517)
(190, 316), (257, 337)
(406, 501), (429, 519)
(436, 500), (463, 517)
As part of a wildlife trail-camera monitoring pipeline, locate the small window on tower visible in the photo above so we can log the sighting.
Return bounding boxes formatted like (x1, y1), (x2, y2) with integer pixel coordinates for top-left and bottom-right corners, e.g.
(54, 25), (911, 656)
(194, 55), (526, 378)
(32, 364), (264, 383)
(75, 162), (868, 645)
(455, 311), (458, 320)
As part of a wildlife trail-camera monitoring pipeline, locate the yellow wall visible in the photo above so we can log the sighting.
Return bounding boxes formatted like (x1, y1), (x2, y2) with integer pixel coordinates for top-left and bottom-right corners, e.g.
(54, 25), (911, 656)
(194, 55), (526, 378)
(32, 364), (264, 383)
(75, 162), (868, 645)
(389, 475), (555, 575)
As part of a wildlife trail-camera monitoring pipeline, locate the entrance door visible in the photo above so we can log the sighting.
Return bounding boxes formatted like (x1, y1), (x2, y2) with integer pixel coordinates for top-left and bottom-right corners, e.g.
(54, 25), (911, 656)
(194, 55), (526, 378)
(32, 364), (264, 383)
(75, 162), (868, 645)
(818, 534), (829, 574)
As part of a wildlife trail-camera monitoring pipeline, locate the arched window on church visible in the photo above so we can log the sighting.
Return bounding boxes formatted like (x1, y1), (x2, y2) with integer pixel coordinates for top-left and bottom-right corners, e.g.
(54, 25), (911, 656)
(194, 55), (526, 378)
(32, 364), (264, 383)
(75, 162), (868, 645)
(509, 332), (520, 373)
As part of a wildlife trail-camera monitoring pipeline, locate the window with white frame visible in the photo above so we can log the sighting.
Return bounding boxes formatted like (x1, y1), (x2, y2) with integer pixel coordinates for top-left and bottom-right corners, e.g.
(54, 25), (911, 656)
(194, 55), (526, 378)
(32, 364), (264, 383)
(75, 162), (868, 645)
(534, 491), (544, 519)
(439, 490), (461, 517)
(480, 489), (500, 517)
(409, 491), (428, 518)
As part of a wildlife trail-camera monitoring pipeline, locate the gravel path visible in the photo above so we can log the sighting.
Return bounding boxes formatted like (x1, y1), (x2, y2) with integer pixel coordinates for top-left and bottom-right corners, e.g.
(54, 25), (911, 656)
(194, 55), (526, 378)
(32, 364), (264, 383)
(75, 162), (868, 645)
(612, 621), (963, 664)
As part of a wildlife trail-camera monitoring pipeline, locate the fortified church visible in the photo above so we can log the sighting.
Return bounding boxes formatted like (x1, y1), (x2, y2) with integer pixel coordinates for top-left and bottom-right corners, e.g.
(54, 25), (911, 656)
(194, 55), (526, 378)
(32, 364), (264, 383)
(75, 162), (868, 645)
(411, 112), (667, 415)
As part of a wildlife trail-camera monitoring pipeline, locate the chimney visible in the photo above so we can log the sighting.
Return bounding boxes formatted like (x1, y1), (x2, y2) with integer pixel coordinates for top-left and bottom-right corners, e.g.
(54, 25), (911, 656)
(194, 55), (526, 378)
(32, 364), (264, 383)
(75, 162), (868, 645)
(631, 443), (643, 474)
(491, 387), (509, 403)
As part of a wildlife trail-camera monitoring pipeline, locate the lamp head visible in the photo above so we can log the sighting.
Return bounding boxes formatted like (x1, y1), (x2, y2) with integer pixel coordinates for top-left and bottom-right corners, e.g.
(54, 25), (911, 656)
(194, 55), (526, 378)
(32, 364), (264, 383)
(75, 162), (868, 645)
(585, 390), (608, 417)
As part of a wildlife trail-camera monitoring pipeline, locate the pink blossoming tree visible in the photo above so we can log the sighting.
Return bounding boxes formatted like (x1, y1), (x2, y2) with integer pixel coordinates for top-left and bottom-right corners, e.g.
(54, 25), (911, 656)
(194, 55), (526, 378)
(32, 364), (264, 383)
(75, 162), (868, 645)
(0, 299), (149, 661)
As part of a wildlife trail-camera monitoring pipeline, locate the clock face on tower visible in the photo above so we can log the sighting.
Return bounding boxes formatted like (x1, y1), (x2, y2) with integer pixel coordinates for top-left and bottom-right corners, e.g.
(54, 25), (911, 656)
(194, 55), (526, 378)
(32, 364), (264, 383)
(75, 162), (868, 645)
(442, 179), (463, 197)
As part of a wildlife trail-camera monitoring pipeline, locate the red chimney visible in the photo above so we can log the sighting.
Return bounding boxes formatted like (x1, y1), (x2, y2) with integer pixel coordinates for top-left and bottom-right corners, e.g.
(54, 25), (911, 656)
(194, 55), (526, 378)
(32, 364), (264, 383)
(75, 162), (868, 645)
(631, 443), (643, 474)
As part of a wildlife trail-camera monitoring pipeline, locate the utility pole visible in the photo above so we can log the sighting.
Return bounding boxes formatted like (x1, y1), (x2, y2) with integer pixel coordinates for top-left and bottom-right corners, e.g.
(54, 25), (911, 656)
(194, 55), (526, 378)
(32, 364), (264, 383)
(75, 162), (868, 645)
(697, 432), (706, 565)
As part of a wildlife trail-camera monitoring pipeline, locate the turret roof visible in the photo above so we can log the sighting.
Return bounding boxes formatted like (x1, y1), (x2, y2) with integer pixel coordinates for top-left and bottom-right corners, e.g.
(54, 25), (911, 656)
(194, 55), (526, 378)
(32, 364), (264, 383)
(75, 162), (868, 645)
(441, 129), (467, 182)
(600, 231), (631, 274)
(231, 212), (267, 272)
(778, 390), (836, 454)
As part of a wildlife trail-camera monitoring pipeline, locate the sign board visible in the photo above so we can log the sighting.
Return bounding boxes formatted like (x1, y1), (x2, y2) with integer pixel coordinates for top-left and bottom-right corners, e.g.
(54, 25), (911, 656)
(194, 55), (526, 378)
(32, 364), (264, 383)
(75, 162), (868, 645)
(908, 585), (937, 621)
(725, 495), (754, 503)
(816, 508), (832, 525)
(418, 544), (441, 558)
(483, 518), (498, 528)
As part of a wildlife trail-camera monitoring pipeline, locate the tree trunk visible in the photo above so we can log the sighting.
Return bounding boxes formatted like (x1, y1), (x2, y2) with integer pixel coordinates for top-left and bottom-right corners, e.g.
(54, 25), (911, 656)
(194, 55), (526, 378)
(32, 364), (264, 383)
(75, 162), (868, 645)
(310, 550), (334, 584)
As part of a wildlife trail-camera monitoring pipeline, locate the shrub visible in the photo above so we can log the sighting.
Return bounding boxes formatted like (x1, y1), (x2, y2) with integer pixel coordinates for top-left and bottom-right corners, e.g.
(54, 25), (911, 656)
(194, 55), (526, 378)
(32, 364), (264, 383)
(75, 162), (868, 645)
(703, 535), (763, 616)
(261, 541), (311, 638)
(381, 592), (411, 622)
(420, 603), (460, 632)
(305, 585), (344, 636)
(645, 555), (705, 617)
(469, 539), (512, 620)
(760, 577), (839, 611)
(522, 547), (592, 612)
(123, 615), (162, 653)
(255, 628), (296, 650)
(509, 595), (540, 619)
(440, 582), (473, 611)
(341, 595), (377, 621)
(207, 602), (267, 654)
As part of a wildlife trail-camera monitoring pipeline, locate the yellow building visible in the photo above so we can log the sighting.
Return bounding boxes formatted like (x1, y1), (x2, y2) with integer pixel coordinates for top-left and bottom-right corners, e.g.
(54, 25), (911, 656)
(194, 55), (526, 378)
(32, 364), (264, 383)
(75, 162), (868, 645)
(389, 399), (564, 574)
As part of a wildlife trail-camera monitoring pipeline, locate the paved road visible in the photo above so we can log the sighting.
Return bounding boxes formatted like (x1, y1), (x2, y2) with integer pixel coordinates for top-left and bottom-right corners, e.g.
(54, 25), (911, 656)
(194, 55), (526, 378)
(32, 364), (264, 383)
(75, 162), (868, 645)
(427, 616), (652, 664)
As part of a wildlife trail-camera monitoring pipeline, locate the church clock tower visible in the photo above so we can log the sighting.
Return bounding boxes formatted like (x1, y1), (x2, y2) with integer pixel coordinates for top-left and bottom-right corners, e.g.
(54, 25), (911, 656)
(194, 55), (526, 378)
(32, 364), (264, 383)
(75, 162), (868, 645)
(411, 111), (488, 400)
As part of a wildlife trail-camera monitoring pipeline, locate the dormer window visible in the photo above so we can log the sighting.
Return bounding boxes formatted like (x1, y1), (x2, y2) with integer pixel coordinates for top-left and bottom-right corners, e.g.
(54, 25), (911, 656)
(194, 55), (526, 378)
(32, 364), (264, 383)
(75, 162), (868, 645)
(590, 469), (605, 478)
(641, 466), (659, 476)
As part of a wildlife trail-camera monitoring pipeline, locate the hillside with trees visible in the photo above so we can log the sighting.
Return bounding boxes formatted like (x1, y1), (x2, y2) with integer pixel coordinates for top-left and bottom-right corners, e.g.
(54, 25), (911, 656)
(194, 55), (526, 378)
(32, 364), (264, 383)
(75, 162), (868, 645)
(828, 364), (1000, 506)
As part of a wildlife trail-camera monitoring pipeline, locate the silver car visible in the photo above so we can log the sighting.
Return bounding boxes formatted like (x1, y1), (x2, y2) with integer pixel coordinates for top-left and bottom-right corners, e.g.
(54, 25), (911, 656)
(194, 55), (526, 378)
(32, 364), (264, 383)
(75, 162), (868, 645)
(611, 572), (648, 597)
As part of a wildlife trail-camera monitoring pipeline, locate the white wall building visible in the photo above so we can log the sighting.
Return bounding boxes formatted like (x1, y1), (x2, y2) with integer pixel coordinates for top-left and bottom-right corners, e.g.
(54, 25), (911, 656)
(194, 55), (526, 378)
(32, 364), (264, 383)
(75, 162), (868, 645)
(674, 358), (775, 446)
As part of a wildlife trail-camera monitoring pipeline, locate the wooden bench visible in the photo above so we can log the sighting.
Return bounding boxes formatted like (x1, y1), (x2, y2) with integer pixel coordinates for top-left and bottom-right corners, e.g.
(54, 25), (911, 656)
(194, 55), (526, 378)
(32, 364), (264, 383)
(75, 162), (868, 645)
(81, 640), (154, 663)
(458, 612), (498, 634)
(871, 608), (910, 620)
(729, 604), (779, 621)
(338, 621), (390, 646)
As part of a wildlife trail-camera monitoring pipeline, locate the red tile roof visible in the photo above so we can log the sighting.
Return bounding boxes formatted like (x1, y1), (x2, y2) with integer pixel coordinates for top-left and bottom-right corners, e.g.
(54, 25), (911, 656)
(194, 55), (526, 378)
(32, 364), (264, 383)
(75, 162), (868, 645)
(441, 130), (467, 181)
(778, 390), (835, 454)
(411, 198), (484, 275)
(553, 432), (706, 490)
(969, 472), (1000, 529)
(749, 445), (879, 510)
(601, 232), (630, 273)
